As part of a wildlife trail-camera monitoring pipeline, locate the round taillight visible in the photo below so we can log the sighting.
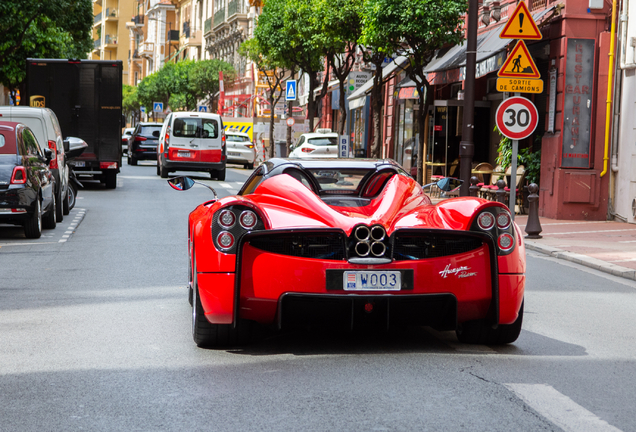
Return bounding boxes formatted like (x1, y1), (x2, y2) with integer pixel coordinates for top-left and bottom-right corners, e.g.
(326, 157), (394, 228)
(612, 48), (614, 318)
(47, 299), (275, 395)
(219, 210), (235, 228)
(477, 212), (495, 230)
(498, 233), (514, 251)
(217, 231), (235, 249)
(496, 212), (511, 229)
(239, 210), (257, 229)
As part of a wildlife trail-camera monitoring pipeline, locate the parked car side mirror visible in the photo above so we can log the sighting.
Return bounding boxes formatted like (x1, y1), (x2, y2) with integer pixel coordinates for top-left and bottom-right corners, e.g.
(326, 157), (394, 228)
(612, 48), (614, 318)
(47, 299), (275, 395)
(168, 176), (195, 191)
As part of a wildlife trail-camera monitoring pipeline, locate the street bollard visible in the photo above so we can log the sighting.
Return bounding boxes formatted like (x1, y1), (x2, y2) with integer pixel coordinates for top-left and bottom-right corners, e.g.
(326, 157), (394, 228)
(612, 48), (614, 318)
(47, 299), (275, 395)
(525, 183), (543, 238)
(469, 176), (480, 197)
(495, 179), (507, 206)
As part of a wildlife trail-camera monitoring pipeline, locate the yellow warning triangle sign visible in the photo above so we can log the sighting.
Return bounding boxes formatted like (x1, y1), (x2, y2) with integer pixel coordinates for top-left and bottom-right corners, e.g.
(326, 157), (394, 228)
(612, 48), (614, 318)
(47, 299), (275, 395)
(499, 2), (542, 40)
(497, 40), (541, 79)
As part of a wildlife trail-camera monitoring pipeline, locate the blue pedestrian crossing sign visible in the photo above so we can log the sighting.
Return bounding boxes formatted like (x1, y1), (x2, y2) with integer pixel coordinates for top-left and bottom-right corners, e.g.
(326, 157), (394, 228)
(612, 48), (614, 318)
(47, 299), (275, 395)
(140, 106), (146, 113)
(286, 80), (297, 101)
(153, 102), (163, 113)
(197, 105), (208, 112)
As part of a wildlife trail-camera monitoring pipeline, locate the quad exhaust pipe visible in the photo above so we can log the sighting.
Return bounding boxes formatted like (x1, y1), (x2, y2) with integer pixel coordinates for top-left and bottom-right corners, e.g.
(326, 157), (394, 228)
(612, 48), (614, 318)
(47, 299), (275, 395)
(354, 225), (387, 257)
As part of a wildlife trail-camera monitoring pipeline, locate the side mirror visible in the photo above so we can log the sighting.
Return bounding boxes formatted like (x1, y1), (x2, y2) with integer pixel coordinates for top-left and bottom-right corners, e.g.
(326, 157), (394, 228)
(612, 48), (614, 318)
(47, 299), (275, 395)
(168, 176), (195, 191)
(43, 148), (53, 164)
(152, 130), (160, 138)
(436, 177), (463, 191)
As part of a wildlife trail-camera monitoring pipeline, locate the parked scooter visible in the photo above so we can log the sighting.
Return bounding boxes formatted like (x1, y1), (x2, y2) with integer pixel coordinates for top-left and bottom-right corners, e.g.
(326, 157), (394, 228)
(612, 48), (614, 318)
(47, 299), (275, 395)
(63, 137), (88, 211)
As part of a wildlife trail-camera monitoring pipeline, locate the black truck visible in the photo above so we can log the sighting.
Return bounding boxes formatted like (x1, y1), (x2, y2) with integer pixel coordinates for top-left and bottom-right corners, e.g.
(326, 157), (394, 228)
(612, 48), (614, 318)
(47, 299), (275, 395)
(25, 59), (123, 189)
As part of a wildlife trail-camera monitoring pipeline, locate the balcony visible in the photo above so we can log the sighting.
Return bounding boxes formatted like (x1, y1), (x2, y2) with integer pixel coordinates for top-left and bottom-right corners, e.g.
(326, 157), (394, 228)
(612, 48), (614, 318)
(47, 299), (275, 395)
(105, 7), (118, 20)
(213, 7), (226, 28)
(104, 34), (118, 46)
(93, 39), (102, 50)
(228, 0), (246, 18)
(183, 20), (191, 38)
(131, 14), (144, 25)
(138, 42), (154, 58)
(183, 30), (202, 47)
(204, 17), (212, 35)
(93, 12), (102, 25)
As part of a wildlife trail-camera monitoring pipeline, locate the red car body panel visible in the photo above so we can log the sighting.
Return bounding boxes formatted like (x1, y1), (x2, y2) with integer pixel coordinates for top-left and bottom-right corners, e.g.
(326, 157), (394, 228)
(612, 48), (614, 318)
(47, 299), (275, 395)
(186, 159), (526, 332)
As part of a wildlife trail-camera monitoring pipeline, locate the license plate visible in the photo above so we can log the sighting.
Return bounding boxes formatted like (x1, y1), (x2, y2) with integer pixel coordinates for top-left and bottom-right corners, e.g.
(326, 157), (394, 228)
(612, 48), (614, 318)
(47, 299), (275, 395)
(178, 151), (191, 158)
(343, 271), (401, 291)
(228, 152), (241, 157)
(74, 161), (85, 167)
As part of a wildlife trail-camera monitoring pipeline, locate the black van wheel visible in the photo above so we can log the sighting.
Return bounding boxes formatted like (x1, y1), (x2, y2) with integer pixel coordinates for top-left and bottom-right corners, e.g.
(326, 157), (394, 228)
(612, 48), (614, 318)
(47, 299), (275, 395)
(159, 163), (169, 178)
(55, 188), (63, 222)
(62, 187), (70, 215)
(104, 171), (117, 189)
(216, 167), (226, 181)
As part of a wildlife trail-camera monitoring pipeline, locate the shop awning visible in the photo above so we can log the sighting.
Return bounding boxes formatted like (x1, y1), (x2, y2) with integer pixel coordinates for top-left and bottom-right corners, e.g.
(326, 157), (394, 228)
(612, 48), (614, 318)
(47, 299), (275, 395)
(347, 56), (409, 107)
(424, 5), (556, 82)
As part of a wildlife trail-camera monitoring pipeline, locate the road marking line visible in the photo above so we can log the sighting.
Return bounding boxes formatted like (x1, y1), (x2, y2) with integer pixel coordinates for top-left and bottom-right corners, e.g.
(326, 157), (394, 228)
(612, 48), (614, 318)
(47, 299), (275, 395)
(65, 231), (73, 235)
(218, 182), (232, 188)
(58, 239), (67, 243)
(62, 235), (70, 238)
(0, 242), (58, 247)
(504, 384), (623, 432)
(540, 229), (636, 236)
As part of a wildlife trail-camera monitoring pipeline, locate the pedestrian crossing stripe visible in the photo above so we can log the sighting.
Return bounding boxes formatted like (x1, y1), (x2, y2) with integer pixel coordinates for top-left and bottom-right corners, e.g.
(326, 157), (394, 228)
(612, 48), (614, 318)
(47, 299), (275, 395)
(497, 40), (541, 79)
(499, 2), (542, 40)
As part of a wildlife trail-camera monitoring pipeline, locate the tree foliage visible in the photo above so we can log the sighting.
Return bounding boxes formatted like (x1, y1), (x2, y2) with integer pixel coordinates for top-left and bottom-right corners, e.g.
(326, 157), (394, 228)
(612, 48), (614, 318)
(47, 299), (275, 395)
(135, 60), (235, 118)
(361, 0), (467, 183)
(0, 0), (93, 90)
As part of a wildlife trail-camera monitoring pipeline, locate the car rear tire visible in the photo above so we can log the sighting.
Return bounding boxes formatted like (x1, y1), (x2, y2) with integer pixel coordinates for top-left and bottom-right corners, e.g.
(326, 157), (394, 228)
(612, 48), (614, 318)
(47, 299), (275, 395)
(159, 163), (169, 178)
(192, 255), (249, 347)
(104, 171), (117, 189)
(62, 187), (70, 216)
(456, 300), (524, 345)
(67, 183), (77, 211)
(24, 199), (42, 239)
(43, 192), (57, 229)
(244, 163), (254, 169)
(216, 167), (226, 181)
(55, 188), (63, 222)
(129, 155), (137, 166)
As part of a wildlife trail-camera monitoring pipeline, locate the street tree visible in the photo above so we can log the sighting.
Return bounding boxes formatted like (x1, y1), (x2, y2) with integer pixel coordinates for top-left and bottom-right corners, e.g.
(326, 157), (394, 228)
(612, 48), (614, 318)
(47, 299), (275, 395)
(256, 0), (327, 140)
(122, 84), (140, 125)
(188, 59), (235, 113)
(0, 0), (92, 95)
(240, 38), (289, 158)
(361, 0), (467, 183)
(312, 0), (363, 136)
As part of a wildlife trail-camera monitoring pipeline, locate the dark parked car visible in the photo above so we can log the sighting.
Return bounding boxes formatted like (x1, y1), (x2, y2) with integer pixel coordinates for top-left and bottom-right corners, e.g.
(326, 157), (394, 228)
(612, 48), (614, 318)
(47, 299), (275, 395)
(0, 122), (57, 238)
(127, 122), (163, 165)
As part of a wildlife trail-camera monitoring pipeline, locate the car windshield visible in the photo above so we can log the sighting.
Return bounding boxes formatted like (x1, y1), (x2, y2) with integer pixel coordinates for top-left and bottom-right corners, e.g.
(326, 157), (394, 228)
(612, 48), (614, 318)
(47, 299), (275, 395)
(140, 126), (162, 136)
(226, 135), (249, 142)
(307, 137), (337, 146)
(307, 168), (371, 194)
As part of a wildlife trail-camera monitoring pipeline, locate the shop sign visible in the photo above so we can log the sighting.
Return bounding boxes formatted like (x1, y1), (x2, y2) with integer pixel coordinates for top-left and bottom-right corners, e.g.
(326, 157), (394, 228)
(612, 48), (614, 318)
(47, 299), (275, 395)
(561, 39), (595, 168)
(398, 87), (420, 99)
(496, 77), (544, 93)
(475, 51), (507, 78)
(547, 68), (557, 133)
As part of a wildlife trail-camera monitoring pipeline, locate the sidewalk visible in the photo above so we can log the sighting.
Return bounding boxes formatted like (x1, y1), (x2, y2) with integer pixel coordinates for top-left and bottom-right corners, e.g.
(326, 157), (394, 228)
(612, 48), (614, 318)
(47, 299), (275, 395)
(514, 215), (636, 281)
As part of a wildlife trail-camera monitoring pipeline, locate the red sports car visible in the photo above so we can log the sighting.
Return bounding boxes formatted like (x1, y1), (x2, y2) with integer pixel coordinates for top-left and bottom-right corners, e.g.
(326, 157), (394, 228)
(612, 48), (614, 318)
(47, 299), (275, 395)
(168, 158), (525, 347)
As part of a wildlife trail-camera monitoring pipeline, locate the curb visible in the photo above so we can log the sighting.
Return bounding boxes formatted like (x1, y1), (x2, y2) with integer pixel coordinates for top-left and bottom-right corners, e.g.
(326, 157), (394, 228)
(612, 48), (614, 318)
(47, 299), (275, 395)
(524, 240), (636, 281)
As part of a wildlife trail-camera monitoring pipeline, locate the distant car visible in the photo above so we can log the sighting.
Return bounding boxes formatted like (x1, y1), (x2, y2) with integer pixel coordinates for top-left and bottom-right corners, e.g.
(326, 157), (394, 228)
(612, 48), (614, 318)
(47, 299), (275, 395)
(0, 122), (57, 238)
(127, 122), (163, 165)
(157, 111), (226, 180)
(121, 127), (134, 151)
(288, 129), (339, 159)
(225, 130), (255, 169)
(0, 106), (68, 221)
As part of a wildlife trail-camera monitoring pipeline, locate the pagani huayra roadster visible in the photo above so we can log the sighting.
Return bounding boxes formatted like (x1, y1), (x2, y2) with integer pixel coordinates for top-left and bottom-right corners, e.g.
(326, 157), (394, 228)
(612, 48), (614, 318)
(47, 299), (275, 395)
(168, 159), (525, 348)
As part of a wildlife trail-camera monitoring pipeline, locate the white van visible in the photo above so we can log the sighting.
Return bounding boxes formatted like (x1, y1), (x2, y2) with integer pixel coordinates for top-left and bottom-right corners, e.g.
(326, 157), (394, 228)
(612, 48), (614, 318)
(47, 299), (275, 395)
(0, 106), (68, 221)
(157, 112), (226, 180)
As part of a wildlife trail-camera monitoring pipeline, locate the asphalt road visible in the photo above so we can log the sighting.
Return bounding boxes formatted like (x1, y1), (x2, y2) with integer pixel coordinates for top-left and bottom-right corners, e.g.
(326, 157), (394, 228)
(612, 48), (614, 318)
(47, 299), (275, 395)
(1, 161), (635, 431)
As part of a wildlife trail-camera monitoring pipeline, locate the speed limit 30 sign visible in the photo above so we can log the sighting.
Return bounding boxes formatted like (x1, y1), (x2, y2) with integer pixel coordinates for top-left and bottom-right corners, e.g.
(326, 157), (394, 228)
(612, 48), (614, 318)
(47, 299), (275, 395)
(495, 96), (538, 140)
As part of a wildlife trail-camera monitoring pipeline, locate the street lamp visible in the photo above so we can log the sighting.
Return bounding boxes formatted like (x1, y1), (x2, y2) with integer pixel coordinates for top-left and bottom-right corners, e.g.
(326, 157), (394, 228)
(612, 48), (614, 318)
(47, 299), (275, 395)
(459, 0), (478, 196)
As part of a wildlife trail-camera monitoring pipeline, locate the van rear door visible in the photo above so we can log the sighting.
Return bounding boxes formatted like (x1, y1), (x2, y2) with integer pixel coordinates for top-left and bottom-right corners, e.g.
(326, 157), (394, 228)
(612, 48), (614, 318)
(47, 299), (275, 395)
(197, 116), (222, 163)
(168, 115), (222, 163)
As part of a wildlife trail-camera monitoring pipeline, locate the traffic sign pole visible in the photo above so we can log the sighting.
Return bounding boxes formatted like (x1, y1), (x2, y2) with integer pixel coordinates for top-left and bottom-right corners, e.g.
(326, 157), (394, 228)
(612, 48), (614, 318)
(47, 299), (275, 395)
(509, 139), (519, 220)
